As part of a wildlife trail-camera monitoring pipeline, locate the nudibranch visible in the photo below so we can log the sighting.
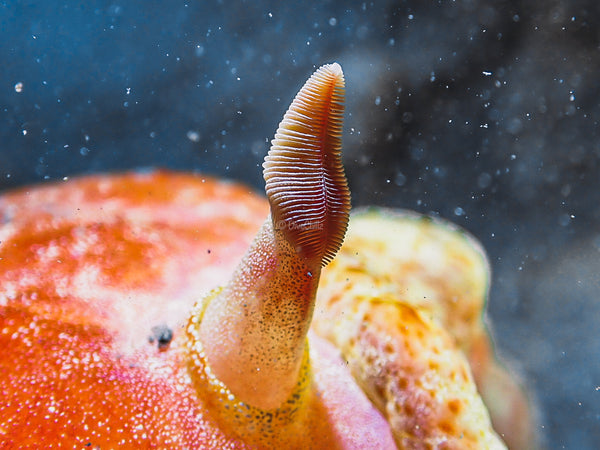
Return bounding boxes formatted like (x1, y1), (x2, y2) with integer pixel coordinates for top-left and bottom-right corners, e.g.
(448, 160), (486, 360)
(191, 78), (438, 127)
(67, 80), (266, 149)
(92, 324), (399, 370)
(0, 63), (533, 449)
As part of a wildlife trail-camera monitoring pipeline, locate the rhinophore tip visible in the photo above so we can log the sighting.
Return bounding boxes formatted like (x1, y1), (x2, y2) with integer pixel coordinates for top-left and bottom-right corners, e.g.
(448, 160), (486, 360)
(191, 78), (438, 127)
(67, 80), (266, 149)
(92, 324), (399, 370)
(263, 63), (350, 268)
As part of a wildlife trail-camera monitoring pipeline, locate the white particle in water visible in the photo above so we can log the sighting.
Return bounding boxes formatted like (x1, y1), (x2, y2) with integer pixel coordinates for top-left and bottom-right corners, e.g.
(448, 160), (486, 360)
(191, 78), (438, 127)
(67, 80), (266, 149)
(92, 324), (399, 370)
(186, 130), (200, 142)
(14, 82), (23, 93)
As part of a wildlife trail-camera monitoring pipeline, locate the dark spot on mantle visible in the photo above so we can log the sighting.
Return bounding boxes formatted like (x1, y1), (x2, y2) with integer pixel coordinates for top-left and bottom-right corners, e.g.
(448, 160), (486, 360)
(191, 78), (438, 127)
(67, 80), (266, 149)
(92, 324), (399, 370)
(148, 324), (173, 351)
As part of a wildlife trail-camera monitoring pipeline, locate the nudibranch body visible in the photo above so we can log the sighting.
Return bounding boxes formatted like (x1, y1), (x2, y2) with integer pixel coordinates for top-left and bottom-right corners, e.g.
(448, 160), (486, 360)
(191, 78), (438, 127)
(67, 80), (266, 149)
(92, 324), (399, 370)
(0, 63), (531, 449)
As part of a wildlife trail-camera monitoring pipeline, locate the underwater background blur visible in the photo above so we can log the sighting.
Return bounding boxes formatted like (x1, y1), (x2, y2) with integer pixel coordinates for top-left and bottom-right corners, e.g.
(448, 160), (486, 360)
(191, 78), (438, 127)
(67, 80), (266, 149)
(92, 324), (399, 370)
(2, 1), (599, 448)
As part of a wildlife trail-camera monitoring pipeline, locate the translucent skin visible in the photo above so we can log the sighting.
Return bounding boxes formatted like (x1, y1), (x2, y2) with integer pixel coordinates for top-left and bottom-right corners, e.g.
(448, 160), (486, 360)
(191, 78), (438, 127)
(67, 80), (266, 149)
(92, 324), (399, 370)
(197, 222), (320, 410)
(0, 171), (395, 449)
(0, 171), (266, 448)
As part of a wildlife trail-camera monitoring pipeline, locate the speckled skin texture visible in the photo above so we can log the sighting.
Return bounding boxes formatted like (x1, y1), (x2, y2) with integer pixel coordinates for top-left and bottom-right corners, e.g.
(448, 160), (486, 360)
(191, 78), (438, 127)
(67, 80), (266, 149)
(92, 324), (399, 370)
(0, 171), (396, 449)
(187, 288), (395, 449)
(197, 222), (319, 410)
(314, 208), (534, 449)
(0, 171), (267, 447)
